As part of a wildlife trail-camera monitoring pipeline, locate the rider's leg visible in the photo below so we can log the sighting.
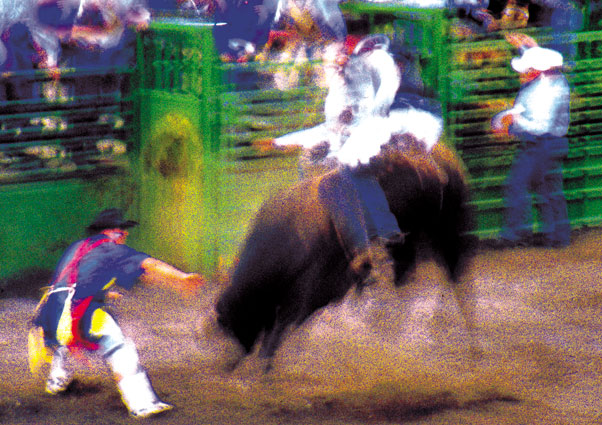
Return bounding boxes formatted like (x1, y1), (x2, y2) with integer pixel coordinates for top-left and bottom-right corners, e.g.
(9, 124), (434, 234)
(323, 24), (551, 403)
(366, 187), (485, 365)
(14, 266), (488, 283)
(318, 167), (370, 256)
(318, 167), (395, 285)
(347, 166), (404, 244)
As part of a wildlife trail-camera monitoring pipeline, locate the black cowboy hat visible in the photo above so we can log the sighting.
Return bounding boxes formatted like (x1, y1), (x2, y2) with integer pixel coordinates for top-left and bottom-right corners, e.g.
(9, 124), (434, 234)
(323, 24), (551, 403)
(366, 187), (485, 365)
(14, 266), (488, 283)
(87, 208), (139, 232)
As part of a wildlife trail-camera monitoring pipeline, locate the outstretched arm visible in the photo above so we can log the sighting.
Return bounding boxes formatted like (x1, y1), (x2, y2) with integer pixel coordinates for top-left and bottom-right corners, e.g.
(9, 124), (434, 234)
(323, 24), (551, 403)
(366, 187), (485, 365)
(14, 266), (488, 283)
(140, 257), (205, 295)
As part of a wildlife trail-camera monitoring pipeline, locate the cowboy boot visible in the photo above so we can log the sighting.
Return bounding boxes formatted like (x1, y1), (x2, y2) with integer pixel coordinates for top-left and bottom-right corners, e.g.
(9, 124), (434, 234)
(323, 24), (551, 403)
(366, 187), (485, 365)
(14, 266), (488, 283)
(45, 346), (73, 395)
(106, 342), (173, 418)
(117, 372), (173, 419)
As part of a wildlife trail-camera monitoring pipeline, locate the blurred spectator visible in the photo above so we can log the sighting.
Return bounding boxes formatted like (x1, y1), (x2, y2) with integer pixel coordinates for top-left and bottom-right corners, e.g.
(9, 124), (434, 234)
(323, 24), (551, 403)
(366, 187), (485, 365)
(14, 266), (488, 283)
(212, 0), (280, 92)
(176, 0), (212, 16)
(451, 0), (497, 34)
(0, 0), (36, 65)
(0, 23), (40, 132)
(263, 0), (346, 88)
(146, 0), (213, 18)
(147, 0), (179, 16)
(274, 0), (346, 43)
(68, 1), (149, 97)
(33, 0), (79, 69)
(108, 2), (150, 94)
(496, 0), (530, 30)
(64, 0), (148, 130)
(212, 0), (280, 62)
(1, 23), (39, 102)
(19, 0), (79, 133)
(390, 43), (442, 120)
(590, 1), (602, 30)
(529, 0), (583, 64)
(33, 0), (78, 110)
(451, 0), (528, 36)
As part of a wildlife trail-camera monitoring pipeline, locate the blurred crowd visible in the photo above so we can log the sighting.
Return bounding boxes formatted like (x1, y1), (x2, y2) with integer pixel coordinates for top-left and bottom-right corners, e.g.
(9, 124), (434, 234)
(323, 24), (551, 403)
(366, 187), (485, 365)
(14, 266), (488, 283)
(0, 0), (589, 169)
(0, 1), (151, 176)
(0, 0), (590, 101)
(0, 0), (149, 104)
(210, 0), (587, 91)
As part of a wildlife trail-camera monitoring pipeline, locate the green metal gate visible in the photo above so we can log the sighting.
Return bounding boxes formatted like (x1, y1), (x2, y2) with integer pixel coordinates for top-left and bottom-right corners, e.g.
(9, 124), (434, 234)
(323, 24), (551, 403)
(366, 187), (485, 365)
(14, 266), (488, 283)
(0, 66), (137, 285)
(135, 21), (325, 276)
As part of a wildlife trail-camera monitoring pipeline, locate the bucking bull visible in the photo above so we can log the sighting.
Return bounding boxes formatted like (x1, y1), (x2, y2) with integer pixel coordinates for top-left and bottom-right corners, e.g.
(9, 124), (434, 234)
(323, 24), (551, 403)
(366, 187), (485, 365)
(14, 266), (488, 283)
(211, 135), (476, 369)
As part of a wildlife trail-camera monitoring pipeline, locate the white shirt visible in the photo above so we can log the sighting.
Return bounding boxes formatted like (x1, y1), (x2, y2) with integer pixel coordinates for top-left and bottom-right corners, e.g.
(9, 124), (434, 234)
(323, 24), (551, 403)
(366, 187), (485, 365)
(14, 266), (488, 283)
(275, 42), (405, 167)
(511, 72), (570, 137)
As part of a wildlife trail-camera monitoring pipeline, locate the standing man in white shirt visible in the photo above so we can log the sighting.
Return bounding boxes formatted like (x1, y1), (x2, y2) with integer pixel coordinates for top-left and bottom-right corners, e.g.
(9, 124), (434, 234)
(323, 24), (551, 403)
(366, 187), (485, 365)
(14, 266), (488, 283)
(491, 44), (571, 248)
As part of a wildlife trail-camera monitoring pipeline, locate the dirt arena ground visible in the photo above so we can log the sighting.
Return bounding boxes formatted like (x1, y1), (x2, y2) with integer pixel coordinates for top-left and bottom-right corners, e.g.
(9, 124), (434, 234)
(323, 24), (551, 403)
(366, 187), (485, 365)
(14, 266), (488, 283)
(1, 229), (602, 424)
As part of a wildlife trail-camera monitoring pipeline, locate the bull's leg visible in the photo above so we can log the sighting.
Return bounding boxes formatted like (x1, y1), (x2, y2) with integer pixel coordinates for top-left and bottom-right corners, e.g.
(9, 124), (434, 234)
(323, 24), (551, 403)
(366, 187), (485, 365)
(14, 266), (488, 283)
(258, 315), (288, 364)
(256, 324), (287, 373)
(389, 232), (419, 286)
(431, 216), (483, 356)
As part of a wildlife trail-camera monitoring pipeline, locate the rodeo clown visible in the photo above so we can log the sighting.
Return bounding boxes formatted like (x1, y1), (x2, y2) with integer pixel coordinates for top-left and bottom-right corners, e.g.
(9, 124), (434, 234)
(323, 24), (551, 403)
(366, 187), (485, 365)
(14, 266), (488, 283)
(261, 33), (444, 285)
(29, 208), (204, 418)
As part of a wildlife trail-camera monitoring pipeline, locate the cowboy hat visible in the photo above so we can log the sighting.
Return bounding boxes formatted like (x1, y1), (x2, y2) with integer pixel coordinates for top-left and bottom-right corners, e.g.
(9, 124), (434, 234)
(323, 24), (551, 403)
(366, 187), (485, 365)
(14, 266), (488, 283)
(511, 46), (563, 73)
(87, 208), (138, 232)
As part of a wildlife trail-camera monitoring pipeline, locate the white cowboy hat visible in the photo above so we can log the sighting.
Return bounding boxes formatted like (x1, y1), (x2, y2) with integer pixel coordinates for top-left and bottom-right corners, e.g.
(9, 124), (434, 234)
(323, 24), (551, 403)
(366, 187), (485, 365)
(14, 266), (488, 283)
(511, 46), (563, 73)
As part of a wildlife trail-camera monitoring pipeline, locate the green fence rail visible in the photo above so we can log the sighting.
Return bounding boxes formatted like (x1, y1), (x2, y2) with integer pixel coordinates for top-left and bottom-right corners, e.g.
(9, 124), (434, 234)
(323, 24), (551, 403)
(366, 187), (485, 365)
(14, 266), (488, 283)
(216, 60), (326, 269)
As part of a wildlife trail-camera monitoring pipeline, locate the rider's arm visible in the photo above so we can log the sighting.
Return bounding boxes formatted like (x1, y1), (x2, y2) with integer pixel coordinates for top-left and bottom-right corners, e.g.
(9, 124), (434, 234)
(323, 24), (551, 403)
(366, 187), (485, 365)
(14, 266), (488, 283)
(330, 115), (392, 167)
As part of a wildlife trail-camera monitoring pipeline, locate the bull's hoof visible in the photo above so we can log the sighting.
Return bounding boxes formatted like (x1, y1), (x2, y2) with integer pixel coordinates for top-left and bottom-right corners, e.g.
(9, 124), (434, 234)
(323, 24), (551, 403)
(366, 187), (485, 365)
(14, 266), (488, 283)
(220, 354), (244, 373)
